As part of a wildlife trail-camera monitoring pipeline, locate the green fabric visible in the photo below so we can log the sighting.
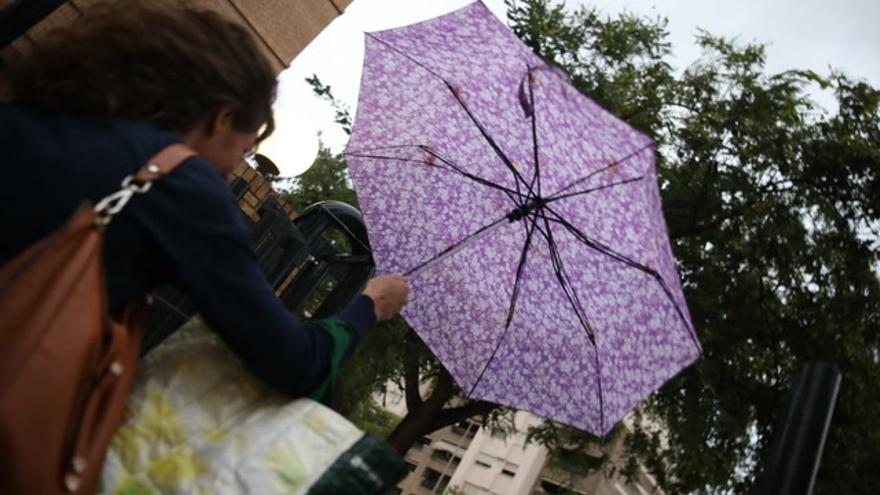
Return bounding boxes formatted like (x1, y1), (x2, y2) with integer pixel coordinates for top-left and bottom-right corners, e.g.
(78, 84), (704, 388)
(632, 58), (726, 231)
(305, 434), (408, 495)
(307, 319), (352, 405)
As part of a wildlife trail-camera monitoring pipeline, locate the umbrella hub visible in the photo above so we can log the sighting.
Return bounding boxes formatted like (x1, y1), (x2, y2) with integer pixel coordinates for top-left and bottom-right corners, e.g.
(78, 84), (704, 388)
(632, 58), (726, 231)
(506, 196), (547, 222)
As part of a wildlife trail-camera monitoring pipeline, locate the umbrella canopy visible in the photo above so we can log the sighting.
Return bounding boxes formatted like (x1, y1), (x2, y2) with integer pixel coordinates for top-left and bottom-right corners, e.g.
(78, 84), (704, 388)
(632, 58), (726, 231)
(345, 1), (701, 435)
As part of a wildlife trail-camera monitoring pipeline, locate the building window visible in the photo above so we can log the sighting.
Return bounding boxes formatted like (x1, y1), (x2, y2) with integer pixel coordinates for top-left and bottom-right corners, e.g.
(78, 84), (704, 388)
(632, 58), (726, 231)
(414, 436), (432, 449)
(431, 449), (461, 465)
(500, 461), (517, 478)
(474, 453), (495, 469)
(420, 468), (451, 492)
(451, 420), (478, 438)
(540, 480), (568, 494)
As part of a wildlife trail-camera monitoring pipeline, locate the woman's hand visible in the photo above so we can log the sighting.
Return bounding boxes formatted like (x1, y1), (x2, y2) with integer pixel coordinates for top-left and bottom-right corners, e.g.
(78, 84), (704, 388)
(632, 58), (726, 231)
(362, 275), (410, 321)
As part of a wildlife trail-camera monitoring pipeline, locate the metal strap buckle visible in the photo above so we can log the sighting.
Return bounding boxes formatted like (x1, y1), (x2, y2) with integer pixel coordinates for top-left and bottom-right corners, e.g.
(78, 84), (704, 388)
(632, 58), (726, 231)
(94, 175), (153, 225)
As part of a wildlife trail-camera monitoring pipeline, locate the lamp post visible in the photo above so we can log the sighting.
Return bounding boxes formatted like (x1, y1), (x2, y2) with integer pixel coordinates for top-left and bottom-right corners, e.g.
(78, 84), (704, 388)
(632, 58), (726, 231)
(758, 362), (841, 495)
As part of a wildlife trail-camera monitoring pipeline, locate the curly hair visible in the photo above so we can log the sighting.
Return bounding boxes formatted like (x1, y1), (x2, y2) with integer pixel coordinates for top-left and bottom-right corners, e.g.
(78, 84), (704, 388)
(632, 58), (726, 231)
(5, 0), (276, 141)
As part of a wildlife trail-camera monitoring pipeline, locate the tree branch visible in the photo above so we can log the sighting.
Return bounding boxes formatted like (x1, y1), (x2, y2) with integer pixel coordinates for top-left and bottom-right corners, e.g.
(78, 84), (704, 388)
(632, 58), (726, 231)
(403, 332), (424, 411)
(428, 400), (499, 432)
(671, 194), (758, 239)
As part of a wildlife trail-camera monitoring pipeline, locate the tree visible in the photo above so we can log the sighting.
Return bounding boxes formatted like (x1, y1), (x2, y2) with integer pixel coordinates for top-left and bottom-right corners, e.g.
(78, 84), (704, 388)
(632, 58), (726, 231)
(279, 142), (359, 212)
(505, 1), (879, 493)
(289, 2), (880, 493)
(305, 74), (354, 135)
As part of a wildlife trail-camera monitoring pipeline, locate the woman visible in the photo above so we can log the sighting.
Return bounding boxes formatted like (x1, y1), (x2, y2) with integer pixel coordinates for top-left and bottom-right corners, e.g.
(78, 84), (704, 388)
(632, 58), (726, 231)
(0, 1), (409, 399)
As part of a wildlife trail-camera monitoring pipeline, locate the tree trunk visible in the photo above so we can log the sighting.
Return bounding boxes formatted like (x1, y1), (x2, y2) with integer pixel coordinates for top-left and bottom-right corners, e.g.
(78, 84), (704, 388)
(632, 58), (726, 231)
(386, 367), (455, 454)
(385, 365), (500, 454)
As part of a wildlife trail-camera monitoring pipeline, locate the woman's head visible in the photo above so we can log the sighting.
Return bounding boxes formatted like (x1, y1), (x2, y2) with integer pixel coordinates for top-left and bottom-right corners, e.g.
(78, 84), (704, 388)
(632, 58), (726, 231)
(6, 0), (276, 171)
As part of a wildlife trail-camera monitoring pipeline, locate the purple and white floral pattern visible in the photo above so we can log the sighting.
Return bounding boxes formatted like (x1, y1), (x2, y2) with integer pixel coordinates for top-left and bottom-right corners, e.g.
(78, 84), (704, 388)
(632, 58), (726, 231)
(345, 1), (701, 434)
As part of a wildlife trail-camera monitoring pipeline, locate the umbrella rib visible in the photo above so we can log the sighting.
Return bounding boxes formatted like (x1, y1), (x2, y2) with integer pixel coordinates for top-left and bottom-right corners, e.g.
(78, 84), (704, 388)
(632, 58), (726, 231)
(443, 81), (536, 202)
(546, 175), (645, 203)
(552, 142), (654, 198)
(505, 210), (540, 327)
(525, 68), (542, 198)
(467, 209), (541, 398)
(543, 206), (698, 344)
(402, 215), (509, 278)
(344, 150), (523, 200)
(366, 33), (536, 201)
(534, 210), (607, 433)
(417, 145), (529, 206)
(545, 206), (651, 273)
(533, 212), (596, 344)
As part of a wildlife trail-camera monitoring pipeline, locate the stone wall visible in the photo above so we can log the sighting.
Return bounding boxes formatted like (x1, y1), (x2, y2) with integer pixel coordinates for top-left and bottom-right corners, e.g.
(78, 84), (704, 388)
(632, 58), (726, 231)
(231, 161), (297, 222)
(1, 0), (351, 72)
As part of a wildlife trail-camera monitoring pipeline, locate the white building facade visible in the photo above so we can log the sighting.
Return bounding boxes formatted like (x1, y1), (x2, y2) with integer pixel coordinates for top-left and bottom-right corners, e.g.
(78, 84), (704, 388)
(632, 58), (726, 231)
(383, 386), (662, 495)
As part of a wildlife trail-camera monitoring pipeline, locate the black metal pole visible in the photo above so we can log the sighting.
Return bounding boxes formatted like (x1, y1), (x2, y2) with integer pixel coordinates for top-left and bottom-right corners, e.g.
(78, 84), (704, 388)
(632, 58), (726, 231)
(758, 362), (842, 495)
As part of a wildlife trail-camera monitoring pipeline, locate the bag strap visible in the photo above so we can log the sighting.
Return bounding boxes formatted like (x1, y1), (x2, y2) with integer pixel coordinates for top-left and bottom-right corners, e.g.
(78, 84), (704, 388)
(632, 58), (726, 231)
(94, 144), (196, 225)
(134, 143), (197, 183)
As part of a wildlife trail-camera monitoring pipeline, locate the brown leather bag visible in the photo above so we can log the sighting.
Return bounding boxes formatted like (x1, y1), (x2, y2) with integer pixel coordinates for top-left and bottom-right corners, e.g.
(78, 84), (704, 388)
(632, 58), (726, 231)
(0, 144), (196, 494)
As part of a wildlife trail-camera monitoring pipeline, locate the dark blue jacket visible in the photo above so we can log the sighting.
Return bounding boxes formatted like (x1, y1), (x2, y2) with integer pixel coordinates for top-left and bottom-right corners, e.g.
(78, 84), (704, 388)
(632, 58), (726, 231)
(0, 103), (375, 397)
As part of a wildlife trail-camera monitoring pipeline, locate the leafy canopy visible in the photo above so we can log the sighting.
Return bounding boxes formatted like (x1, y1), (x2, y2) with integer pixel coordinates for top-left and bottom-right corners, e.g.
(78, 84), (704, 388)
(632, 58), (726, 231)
(507, 0), (879, 493)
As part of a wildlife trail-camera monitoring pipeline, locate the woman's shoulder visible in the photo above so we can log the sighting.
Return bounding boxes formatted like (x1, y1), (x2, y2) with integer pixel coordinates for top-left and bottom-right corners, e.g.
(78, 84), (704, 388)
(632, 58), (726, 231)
(1, 101), (236, 222)
(1, 102), (182, 174)
(2, 102), (234, 190)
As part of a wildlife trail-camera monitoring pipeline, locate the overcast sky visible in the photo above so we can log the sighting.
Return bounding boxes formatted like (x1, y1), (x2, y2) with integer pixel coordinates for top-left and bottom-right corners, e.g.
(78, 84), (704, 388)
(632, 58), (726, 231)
(258, 0), (880, 177)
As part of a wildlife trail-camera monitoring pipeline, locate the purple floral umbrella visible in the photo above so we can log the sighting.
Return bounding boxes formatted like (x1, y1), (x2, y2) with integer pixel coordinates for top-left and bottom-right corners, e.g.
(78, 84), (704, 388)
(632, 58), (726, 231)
(344, 1), (701, 435)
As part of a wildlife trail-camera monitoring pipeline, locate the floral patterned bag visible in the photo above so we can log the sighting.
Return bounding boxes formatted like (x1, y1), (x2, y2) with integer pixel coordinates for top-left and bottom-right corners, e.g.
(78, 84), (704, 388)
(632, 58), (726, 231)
(99, 316), (404, 495)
